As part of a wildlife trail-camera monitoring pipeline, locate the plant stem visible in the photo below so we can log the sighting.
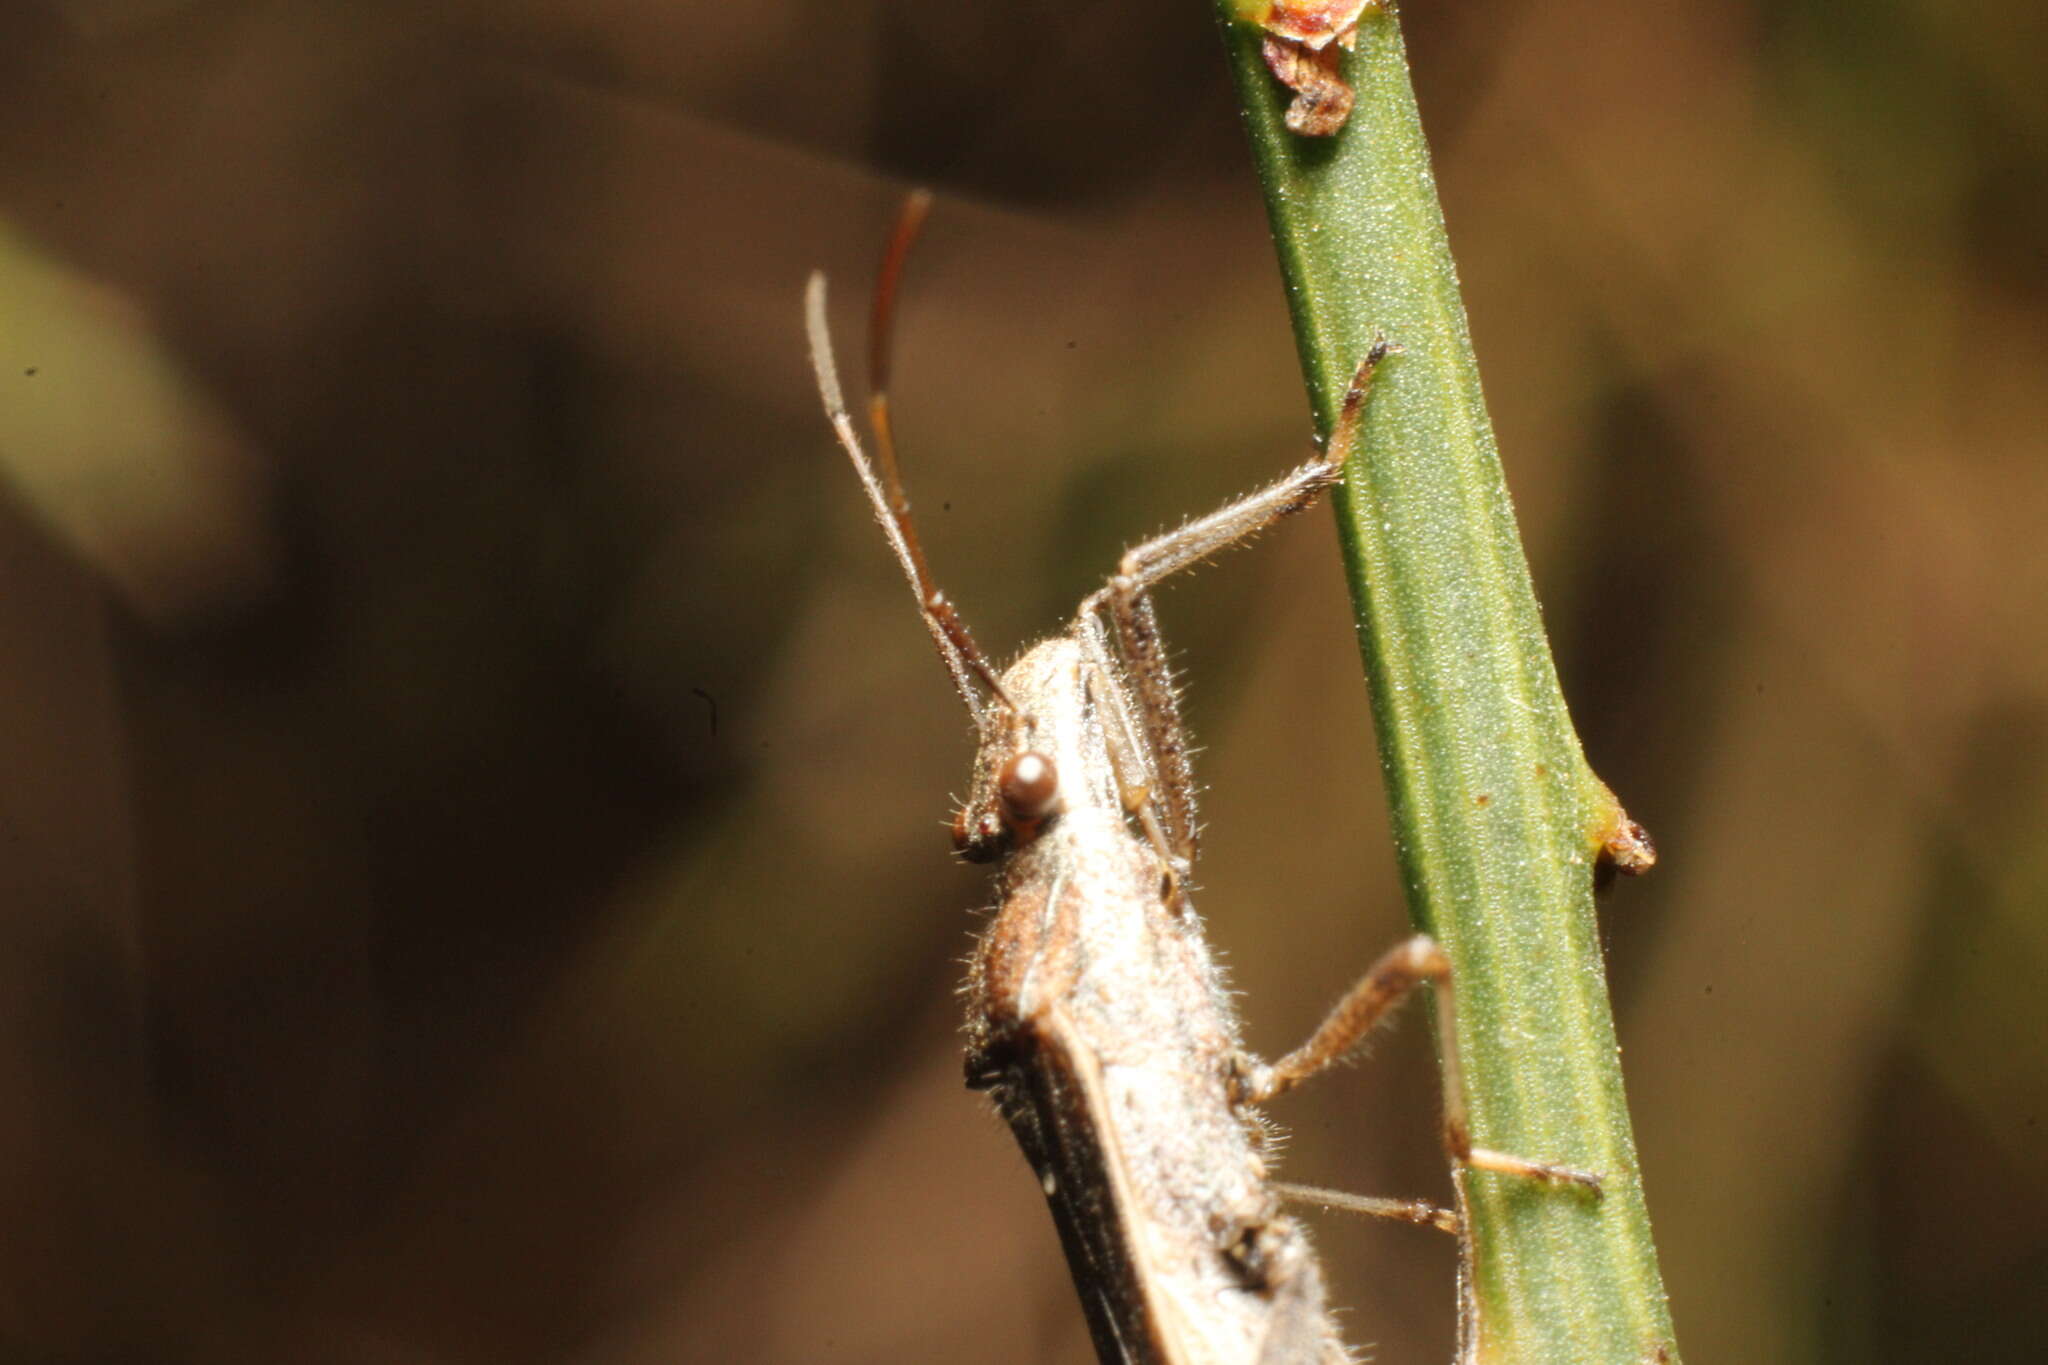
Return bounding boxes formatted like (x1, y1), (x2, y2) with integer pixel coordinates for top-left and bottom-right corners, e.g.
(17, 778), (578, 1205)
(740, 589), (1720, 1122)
(1210, 5), (1682, 1362)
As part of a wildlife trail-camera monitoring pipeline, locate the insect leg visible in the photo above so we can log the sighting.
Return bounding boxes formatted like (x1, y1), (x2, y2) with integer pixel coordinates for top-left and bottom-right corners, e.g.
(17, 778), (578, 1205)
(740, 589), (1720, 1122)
(1090, 338), (1391, 602)
(1079, 618), (1187, 884)
(1243, 934), (1602, 1192)
(1082, 341), (1393, 862)
(1269, 1180), (1460, 1233)
(1093, 586), (1202, 865)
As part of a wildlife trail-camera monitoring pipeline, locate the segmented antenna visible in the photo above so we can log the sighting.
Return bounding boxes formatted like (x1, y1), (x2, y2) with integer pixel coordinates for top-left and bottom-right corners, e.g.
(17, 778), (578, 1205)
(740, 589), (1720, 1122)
(805, 194), (1013, 717)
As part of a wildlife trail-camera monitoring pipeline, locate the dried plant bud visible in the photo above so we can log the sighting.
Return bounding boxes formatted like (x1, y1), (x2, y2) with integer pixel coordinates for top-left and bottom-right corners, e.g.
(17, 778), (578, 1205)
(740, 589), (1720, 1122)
(1236, 0), (1380, 136)
(1261, 33), (1354, 137)
(1589, 781), (1658, 889)
(1247, 0), (1375, 49)
(1602, 819), (1658, 876)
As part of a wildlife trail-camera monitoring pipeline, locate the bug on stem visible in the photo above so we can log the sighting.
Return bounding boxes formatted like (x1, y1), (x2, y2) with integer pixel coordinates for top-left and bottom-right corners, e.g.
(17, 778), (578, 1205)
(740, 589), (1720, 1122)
(805, 194), (1598, 1365)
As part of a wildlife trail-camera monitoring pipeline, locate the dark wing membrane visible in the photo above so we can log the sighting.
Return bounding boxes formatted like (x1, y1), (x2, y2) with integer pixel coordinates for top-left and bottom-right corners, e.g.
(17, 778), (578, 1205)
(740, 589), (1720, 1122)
(987, 1006), (1189, 1365)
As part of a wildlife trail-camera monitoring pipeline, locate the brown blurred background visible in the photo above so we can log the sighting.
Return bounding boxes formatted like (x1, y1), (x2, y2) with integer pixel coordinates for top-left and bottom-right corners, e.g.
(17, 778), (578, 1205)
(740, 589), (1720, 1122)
(0, 1), (2042, 1361)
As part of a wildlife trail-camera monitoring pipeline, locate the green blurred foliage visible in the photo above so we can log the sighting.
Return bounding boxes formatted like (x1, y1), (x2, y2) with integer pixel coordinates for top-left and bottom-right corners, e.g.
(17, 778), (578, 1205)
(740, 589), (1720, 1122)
(0, 1), (2040, 1362)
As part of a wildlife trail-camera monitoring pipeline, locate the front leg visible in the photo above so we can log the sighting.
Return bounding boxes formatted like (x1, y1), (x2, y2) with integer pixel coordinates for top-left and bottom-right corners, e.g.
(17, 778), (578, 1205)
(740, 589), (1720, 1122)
(1082, 341), (1395, 866)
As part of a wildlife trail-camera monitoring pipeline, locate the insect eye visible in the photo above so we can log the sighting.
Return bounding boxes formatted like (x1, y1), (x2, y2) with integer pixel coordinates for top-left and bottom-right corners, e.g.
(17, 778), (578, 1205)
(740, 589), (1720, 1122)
(998, 751), (1060, 822)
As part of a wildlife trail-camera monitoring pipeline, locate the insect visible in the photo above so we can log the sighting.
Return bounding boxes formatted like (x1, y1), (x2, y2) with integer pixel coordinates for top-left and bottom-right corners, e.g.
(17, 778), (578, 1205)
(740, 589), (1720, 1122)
(805, 193), (1599, 1365)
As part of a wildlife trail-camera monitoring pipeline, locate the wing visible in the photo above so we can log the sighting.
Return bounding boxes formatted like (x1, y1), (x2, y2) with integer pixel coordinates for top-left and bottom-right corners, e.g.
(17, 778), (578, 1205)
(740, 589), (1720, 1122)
(983, 1004), (1196, 1365)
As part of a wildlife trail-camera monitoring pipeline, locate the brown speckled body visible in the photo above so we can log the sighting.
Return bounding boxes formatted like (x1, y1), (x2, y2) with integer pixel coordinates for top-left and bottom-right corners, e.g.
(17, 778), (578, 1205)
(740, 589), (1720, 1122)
(815, 232), (1606, 1365)
(805, 243), (1379, 1364)
(962, 637), (1350, 1365)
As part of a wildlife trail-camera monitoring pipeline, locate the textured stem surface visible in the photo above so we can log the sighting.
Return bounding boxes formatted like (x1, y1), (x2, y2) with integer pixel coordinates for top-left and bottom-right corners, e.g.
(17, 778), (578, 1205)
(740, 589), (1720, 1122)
(1211, 5), (1682, 1361)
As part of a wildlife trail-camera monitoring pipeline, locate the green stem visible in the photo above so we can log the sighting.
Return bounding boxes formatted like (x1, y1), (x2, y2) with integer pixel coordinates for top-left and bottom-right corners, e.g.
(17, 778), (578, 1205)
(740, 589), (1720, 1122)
(1211, 6), (1681, 1363)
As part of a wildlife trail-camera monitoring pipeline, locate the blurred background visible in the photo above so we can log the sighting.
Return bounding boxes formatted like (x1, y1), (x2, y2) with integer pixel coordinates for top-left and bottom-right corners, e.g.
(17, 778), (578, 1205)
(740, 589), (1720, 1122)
(0, 1), (2042, 1361)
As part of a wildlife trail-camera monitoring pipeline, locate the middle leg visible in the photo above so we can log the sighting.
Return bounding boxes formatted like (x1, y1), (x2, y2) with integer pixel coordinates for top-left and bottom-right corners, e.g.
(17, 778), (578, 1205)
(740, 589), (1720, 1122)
(1240, 934), (1603, 1193)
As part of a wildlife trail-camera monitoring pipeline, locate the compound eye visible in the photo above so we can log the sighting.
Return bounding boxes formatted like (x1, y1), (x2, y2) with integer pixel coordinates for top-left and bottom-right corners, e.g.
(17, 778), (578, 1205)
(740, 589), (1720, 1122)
(998, 751), (1060, 823)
